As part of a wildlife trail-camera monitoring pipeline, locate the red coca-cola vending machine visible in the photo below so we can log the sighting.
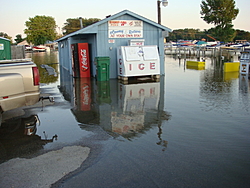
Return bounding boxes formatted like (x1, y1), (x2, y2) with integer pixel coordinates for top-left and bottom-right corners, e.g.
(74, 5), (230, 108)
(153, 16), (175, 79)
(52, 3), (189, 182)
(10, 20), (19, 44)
(71, 43), (90, 77)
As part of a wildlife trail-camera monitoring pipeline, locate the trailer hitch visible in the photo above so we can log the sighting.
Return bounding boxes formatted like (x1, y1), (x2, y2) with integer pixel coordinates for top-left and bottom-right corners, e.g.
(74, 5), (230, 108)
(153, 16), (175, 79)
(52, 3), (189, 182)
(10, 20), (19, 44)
(39, 96), (54, 103)
(39, 96), (55, 111)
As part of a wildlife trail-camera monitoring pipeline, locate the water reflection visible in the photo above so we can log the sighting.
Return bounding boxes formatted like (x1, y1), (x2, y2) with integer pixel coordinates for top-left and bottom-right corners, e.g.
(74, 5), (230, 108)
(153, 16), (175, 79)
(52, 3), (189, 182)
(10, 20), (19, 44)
(0, 115), (57, 163)
(59, 69), (171, 145)
(26, 51), (59, 84)
(2, 52), (247, 186)
(115, 81), (170, 139)
(199, 58), (250, 113)
(239, 74), (250, 93)
(224, 71), (239, 81)
(200, 68), (232, 109)
(71, 77), (99, 125)
(238, 74), (250, 113)
(186, 64), (205, 70)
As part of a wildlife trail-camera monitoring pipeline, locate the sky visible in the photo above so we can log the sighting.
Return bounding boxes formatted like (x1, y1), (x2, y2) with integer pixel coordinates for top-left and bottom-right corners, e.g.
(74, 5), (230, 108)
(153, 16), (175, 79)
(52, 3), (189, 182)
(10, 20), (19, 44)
(1, 0), (249, 39)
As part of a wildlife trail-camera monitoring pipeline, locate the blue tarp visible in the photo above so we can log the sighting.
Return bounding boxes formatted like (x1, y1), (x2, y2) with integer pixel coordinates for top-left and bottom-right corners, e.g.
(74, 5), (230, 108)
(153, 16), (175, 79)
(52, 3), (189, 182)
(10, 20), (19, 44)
(196, 41), (207, 46)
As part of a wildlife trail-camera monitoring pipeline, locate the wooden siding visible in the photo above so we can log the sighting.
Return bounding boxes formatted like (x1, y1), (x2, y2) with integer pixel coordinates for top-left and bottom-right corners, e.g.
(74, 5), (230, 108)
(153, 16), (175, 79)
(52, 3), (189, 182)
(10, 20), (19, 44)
(95, 14), (166, 78)
(57, 10), (170, 78)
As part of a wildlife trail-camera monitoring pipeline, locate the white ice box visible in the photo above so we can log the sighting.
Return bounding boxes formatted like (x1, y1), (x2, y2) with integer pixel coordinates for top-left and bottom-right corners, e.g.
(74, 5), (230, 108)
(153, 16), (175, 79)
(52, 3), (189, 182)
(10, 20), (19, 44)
(117, 45), (160, 77)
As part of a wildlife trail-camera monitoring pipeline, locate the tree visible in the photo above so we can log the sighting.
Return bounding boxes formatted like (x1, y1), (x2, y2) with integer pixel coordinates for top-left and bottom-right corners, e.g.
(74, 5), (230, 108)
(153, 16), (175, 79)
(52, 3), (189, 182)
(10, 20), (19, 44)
(62, 18), (100, 35)
(208, 24), (236, 42)
(234, 30), (250, 41)
(14, 34), (25, 44)
(168, 29), (207, 41)
(55, 33), (64, 40)
(200, 0), (239, 42)
(24, 15), (57, 45)
(167, 28), (250, 42)
(0, 32), (12, 43)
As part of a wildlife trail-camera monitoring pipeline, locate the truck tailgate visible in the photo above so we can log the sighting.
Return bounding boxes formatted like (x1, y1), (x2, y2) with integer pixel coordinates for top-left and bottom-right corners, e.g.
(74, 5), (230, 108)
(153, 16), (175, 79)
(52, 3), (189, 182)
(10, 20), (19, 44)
(0, 73), (25, 96)
(0, 73), (26, 111)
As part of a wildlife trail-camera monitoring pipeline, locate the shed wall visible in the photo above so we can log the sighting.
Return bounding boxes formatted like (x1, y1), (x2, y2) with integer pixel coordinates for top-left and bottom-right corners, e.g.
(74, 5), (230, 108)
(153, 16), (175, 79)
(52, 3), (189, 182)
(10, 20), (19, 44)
(95, 14), (165, 78)
(58, 34), (98, 76)
(0, 38), (11, 60)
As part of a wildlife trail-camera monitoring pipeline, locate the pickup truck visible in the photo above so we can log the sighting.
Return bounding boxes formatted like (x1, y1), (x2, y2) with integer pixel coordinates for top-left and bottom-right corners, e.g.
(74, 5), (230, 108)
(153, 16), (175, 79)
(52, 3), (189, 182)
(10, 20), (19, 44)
(0, 59), (40, 126)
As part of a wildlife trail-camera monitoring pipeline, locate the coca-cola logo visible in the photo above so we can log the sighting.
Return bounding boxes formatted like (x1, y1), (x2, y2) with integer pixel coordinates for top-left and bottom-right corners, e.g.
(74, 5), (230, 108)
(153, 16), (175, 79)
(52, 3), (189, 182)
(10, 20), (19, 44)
(80, 49), (88, 71)
(82, 84), (90, 105)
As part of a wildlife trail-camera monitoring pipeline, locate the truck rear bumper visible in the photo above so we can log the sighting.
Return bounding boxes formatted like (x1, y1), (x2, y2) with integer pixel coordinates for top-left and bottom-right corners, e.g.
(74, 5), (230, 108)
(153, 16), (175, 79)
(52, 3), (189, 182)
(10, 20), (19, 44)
(0, 92), (40, 112)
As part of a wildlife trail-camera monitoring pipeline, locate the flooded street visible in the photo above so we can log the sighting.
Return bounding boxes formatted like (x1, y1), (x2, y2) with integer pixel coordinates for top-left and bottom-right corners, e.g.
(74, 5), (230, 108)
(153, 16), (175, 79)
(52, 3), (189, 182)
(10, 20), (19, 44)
(1, 51), (250, 187)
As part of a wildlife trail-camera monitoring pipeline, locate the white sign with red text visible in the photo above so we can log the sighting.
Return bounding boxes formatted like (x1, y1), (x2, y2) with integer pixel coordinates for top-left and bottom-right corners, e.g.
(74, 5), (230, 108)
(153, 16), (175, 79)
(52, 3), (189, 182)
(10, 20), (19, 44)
(108, 20), (143, 38)
(117, 46), (160, 77)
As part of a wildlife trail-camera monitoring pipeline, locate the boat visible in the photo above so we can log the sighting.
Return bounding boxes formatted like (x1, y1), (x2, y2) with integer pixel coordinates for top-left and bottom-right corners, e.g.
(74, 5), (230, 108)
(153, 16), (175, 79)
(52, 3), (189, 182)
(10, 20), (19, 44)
(32, 45), (47, 52)
(25, 45), (32, 51)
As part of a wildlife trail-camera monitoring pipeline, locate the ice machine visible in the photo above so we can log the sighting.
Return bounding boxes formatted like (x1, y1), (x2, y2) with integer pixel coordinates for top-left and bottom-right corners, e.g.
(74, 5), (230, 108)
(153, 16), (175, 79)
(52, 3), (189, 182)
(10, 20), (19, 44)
(117, 45), (160, 78)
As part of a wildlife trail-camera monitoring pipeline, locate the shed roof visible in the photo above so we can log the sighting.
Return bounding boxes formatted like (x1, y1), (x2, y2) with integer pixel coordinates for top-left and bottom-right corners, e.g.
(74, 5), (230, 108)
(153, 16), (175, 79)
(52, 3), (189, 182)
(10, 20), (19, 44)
(17, 40), (32, 46)
(56, 9), (172, 42)
(0, 37), (10, 41)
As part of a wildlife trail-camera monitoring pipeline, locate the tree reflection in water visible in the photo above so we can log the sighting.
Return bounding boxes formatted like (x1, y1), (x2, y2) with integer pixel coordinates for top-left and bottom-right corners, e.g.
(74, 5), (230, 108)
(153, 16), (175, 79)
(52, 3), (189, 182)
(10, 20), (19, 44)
(26, 51), (59, 84)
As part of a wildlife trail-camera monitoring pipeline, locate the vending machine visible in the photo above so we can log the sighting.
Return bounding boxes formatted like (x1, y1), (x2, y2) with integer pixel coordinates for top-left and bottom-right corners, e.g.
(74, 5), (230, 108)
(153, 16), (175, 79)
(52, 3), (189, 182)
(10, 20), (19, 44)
(239, 50), (250, 77)
(71, 43), (91, 78)
(117, 45), (160, 78)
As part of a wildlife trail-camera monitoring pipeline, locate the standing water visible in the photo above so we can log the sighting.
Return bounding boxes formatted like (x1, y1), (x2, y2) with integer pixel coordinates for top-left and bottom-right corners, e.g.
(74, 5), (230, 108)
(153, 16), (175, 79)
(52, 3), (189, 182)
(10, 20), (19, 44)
(1, 51), (249, 187)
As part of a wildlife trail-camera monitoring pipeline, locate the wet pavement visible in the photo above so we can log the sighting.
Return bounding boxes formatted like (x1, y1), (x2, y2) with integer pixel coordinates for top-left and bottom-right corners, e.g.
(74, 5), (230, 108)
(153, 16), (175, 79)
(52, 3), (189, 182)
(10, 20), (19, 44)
(0, 146), (90, 188)
(0, 51), (250, 187)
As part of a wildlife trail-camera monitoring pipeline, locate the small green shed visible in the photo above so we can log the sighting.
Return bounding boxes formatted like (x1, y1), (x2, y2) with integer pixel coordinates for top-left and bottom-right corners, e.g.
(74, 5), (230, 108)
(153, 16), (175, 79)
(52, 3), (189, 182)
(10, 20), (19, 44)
(0, 37), (11, 60)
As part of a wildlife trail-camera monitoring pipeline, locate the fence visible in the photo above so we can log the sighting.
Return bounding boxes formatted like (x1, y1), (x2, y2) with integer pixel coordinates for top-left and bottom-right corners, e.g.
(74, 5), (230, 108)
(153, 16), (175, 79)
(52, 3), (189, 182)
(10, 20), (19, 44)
(11, 45), (25, 59)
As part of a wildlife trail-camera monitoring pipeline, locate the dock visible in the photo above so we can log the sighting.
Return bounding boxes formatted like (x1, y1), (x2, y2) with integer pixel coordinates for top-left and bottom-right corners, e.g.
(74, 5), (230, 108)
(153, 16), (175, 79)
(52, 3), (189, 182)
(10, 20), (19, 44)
(164, 46), (246, 61)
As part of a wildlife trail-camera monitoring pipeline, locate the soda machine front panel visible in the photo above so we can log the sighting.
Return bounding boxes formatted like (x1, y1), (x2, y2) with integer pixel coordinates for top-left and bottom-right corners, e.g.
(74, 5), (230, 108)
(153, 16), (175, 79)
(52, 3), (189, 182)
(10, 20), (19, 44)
(77, 43), (91, 78)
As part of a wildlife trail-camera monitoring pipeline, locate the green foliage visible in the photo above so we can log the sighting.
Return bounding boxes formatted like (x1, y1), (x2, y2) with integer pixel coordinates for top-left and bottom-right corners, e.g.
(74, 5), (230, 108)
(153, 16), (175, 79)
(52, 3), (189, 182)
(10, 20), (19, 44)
(200, 0), (239, 42)
(168, 29), (207, 41)
(62, 18), (101, 35)
(168, 28), (249, 42)
(200, 0), (239, 26)
(234, 30), (250, 41)
(14, 34), (25, 44)
(62, 18), (80, 35)
(207, 24), (236, 42)
(38, 64), (58, 84)
(0, 32), (12, 43)
(24, 15), (57, 45)
(0, 32), (9, 38)
(31, 52), (58, 84)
